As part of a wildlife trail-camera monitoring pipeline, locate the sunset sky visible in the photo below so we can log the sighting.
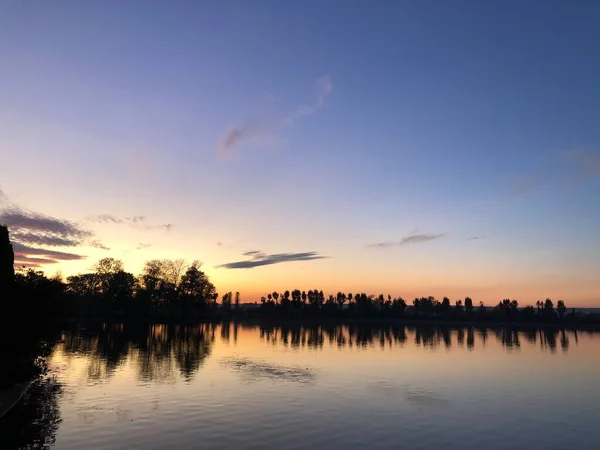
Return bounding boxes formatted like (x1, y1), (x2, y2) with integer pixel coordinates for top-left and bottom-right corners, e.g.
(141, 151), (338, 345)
(1, 1), (599, 305)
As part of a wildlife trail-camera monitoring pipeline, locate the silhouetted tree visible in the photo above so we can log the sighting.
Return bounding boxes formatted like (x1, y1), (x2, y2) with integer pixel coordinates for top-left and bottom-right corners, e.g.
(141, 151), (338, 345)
(544, 298), (555, 319)
(222, 291), (232, 312)
(93, 257), (124, 275)
(179, 261), (216, 314)
(455, 299), (464, 315)
(336, 292), (346, 311)
(392, 297), (407, 317)
(465, 297), (473, 314)
(413, 298), (421, 317)
(234, 291), (240, 309)
(557, 300), (566, 320)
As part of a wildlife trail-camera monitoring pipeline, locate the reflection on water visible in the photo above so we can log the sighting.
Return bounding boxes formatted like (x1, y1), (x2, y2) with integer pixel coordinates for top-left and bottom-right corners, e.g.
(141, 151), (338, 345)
(1, 322), (599, 450)
(256, 323), (578, 353)
(0, 378), (62, 450)
(60, 323), (215, 383)
(56, 324), (582, 386)
(221, 356), (316, 384)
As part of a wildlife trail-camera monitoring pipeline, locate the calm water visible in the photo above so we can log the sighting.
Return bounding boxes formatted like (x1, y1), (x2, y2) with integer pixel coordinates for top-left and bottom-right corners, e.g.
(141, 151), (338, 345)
(1, 323), (599, 450)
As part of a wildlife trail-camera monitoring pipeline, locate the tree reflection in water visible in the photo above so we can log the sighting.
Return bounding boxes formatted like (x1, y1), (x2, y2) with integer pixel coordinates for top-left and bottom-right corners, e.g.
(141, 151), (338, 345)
(60, 323), (216, 384)
(0, 378), (62, 450)
(254, 323), (587, 353)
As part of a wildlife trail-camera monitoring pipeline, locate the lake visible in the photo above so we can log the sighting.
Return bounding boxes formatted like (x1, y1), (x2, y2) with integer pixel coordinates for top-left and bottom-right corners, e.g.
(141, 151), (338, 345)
(1, 323), (599, 449)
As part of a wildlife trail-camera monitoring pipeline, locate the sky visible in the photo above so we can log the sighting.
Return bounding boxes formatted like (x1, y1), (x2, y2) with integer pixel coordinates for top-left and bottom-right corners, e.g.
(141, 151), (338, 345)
(1, 1), (599, 306)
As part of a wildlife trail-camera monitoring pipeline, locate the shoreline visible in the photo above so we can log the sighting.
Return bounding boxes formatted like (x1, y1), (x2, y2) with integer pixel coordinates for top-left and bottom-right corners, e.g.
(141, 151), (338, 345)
(58, 316), (600, 331)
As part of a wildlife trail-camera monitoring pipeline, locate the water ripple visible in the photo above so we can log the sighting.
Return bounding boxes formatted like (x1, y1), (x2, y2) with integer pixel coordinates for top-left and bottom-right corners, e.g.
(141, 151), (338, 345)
(220, 356), (316, 384)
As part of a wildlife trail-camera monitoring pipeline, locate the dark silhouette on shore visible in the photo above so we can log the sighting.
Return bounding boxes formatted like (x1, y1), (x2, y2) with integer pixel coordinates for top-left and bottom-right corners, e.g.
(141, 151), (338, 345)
(0, 378), (62, 449)
(1, 226), (63, 448)
(1, 226), (61, 388)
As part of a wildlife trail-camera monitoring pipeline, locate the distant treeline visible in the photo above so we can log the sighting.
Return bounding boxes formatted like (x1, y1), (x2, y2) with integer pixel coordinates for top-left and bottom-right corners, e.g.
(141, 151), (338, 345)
(1, 225), (599, 326)
(253, 290), (600, 325)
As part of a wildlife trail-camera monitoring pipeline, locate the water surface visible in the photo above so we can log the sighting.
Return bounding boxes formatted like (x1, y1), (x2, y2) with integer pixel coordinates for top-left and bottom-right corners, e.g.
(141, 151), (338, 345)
(1, 323), (599, 449)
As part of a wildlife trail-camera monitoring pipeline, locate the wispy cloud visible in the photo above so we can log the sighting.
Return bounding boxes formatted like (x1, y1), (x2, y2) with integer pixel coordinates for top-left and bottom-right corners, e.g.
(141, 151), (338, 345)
(218, 124), (254, 154)
(0, 211), (92, 242)
(89, 240), (110, 250)
(1, 189), (172, 268)
(9, 231), (81, 247)
(467, 236), (482, 241)
(1, 195), (92, 266)
(136, 242), (152, 250)
(13, 254), (59, 268)
(217, 76), (333, 154)
(217, 250), (327, 269)
(369, 233), (446, 249)
(87, 214), (172, 232)
(289, 76), (333, 120)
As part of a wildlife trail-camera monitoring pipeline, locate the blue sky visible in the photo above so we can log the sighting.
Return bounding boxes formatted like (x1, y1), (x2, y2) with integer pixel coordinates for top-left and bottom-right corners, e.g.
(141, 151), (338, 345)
(1, 1), (599, 304)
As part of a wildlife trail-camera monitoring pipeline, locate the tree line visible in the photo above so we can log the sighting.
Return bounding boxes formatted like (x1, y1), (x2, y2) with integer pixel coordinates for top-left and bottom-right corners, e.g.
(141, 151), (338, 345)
(7, 256), (233, 320)
(1, 225), (599, 325)
(251, 289), (584, 324)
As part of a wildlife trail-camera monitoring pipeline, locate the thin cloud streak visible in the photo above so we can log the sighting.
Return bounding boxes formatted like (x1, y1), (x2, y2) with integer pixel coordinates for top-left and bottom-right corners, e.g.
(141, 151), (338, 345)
(369, 233), (446, 249)
(13, 242), (85, 261)
(217, 76), (333, 153)
(14, 255), (59, 266)
(290, 76), (333, 119)
(89, 240), (110, 250)
(218, 124), (255, 154)
(87, 214), (172, 232)
(217, 251), (327, 269)
(10, 231), (80, 247)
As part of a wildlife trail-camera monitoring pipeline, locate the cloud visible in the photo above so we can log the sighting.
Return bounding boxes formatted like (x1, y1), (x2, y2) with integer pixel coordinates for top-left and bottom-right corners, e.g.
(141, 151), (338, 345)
(0, 196), (92, 264)
(290, 76), (333, 119)
(217, 251), (327, 269)
(0, 189), (92, 265)
(87, 214), (172, 232)
(13, 254), (59, 268)
(89, 240), (110, 250)
(217, 76), (333, 153)
(136, 242), (152, 250)
(369, 233), (446, 249)
(87, 214), (123, 224)
(10, 231), (80, 247)
(154, 223), (173, 232)
(218, 124), (254, 153)
(0, 211), (92, 241)
(1, 189), (170, 267)
(467, 236), (482, 241)
(242, 250), (265, 258)
(13, 242), (86, 261)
